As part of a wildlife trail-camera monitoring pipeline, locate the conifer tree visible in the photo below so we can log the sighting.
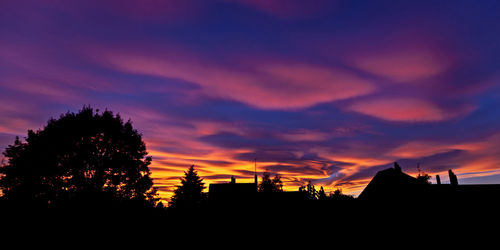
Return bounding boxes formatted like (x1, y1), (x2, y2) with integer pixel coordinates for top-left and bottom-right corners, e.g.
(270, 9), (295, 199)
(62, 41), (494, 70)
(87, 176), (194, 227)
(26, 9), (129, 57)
(318, 186), (327, 200)
(169, 165), (206, 209)
(299, 180), (318, 200)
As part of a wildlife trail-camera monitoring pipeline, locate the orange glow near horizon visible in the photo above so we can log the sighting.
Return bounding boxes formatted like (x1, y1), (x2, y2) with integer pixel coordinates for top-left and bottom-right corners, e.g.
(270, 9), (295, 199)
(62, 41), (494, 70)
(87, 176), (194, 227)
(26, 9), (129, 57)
(144, 130), (500, 203)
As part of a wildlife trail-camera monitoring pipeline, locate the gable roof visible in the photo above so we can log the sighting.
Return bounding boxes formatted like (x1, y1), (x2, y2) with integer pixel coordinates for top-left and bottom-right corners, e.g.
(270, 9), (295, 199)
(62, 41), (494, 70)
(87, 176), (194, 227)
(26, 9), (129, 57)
(358, 166), (423, 200)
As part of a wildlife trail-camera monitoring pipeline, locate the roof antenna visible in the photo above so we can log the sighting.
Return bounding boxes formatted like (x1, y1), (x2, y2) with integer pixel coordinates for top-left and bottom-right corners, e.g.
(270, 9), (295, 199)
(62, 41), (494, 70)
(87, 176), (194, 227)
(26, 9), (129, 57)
(254, 158), (258, 186)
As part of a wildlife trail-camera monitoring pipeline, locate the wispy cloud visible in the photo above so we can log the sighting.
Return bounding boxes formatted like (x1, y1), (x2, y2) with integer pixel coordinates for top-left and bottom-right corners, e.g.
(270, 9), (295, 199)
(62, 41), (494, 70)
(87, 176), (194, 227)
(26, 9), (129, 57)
(346, 97), (476, 122)
(92, 46), (374, 110)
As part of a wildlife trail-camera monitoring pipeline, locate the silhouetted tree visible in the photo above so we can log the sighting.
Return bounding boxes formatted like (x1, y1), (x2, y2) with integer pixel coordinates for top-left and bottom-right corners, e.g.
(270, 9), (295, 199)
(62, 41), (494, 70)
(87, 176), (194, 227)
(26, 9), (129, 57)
(299, 180), (317, 200)
(416, 172), (431, 184)
(169, 165), (206, 210)
(328, 188), (355, 201)
(0, 106), (158, 206)
(258, 172), (283, 192)
(318, 186), (327, 200)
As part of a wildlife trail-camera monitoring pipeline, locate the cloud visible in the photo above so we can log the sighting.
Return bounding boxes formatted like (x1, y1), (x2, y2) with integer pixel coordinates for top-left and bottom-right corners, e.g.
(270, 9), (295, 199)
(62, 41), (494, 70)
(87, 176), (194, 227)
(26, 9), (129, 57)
(349, 48), (451, 82)
(264, 164), (325, 176)
(347, 97), (474, 122)
(255, 62), (375, 108)
(387, 140), (486, 159)
(235, 150), (298, 163)
(93, 47), (374, 110)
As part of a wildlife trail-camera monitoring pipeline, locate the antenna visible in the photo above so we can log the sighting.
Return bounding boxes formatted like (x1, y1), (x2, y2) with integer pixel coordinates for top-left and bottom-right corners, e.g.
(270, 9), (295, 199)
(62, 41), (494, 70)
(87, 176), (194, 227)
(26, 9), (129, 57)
(254, 158), (258, 186)
(254, 158), (257, 175)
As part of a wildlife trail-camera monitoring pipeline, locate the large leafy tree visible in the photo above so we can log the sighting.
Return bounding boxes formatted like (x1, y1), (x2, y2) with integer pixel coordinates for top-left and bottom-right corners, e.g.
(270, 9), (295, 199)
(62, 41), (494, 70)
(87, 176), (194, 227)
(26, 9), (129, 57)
(169, 165), (206, 210)
(0, 107), (158, 206)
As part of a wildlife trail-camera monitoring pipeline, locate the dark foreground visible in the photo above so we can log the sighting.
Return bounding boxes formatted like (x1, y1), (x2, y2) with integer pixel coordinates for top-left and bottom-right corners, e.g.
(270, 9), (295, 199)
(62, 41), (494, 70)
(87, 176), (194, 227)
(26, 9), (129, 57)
(2, 196), (498, 229)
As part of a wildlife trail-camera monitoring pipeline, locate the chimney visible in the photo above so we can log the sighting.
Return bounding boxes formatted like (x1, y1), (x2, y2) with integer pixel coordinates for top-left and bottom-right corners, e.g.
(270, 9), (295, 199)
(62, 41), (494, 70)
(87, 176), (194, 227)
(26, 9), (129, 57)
(436, 174), (441, 185)
(448, 169), (458, 186)
(394, 162), (402, 173)
(230, 176), (236, 184)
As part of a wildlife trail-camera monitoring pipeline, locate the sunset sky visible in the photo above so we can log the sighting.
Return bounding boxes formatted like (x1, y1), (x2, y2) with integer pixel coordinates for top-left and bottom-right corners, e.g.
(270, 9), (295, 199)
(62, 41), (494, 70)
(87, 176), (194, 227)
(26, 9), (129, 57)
(1, 0), (500, 202)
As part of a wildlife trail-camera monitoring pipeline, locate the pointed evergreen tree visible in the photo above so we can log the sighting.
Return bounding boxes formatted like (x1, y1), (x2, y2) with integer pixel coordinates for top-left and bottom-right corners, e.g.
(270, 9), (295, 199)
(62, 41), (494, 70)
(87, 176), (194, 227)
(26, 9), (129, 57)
(299, 180), (318, 200)
(318, 186), (327, 200)
(169, 165), (206, 210)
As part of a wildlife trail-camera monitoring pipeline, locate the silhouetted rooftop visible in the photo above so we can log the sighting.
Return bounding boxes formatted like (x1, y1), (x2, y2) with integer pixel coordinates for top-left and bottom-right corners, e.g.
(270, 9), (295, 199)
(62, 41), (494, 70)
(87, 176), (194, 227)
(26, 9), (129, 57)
(208, 178), (257, 203)
(358, 163), (424, 200)
(358, 162), (500, 203)
(209, 182), (257, 194)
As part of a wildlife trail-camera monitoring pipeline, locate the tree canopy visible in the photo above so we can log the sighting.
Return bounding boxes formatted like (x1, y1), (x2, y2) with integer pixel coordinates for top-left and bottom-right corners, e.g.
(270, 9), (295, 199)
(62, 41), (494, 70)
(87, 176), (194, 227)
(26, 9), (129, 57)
(328, 188), (355, 201)
(0, 106), (158, 206)
(416, 172), (432, 185)
(258, 172), (283, 193)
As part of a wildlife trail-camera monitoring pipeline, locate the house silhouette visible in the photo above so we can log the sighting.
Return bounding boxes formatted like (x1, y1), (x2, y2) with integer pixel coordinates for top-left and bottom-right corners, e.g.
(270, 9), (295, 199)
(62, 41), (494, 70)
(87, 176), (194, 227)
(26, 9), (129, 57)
(208, 175), (307, 207)
(208, 176), (257, 204)
(358, 162), (500, 205)
(358, 162), (427, 201)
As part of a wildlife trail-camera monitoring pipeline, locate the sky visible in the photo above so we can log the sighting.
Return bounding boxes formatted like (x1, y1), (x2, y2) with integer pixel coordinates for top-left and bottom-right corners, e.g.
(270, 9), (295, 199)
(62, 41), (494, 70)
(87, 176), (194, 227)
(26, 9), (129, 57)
(1, 0), (500, 202)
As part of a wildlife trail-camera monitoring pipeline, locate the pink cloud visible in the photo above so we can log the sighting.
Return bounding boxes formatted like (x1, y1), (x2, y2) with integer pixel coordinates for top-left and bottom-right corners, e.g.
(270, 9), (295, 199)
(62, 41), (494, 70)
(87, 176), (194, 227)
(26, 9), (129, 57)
(350, 48), (451, 82)
(387, 141), (484, 159)
(347, 97), (475, 122)
(335, 28), (457, 83)
(93, 47), (375, 110)
(276, 129), (332, 142)
(256, 63), (375, 105)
